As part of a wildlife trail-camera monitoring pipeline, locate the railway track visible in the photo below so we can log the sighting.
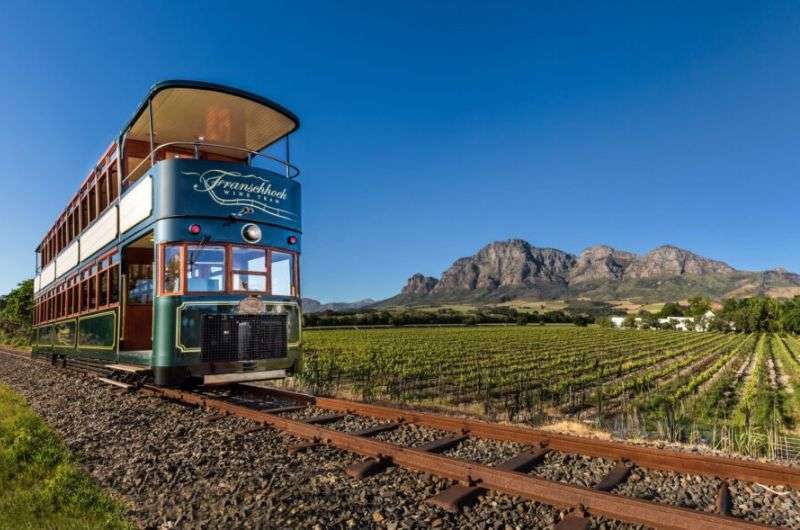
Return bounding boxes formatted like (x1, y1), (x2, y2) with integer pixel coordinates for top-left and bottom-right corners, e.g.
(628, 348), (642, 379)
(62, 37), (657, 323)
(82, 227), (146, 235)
(3, 349), (799, 530)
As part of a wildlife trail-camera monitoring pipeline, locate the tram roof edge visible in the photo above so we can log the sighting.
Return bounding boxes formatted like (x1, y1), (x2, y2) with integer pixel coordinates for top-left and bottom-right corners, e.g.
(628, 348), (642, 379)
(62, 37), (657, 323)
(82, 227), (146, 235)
(119, 80), (300, 152)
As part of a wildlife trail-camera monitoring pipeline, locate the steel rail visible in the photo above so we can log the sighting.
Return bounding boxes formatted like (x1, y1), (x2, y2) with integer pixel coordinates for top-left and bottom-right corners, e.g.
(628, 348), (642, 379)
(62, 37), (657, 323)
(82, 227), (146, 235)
(241, 385), (800, 489)
(145, 385), (773, 530)
(0, 350), (792, 529)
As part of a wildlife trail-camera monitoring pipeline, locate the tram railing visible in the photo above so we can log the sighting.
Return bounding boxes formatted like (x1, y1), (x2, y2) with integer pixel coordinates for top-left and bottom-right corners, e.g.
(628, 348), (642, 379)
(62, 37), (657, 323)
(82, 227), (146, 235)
(124, 141), (300, 185)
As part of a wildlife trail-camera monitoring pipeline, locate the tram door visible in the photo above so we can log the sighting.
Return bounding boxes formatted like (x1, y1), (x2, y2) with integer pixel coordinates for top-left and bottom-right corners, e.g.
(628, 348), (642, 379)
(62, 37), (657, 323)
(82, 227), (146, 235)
(121, 234), (154, 351)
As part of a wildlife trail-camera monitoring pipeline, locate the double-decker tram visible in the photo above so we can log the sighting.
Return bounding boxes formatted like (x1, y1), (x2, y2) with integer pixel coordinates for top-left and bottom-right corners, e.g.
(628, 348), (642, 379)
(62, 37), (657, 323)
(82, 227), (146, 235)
(31, 80), (303, 386)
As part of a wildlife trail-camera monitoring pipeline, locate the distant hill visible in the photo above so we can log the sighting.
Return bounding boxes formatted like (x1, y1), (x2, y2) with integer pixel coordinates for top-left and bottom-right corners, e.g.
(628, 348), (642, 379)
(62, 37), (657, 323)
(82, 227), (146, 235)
(302, 298), (377, 314)
(379, 240), (800, 306)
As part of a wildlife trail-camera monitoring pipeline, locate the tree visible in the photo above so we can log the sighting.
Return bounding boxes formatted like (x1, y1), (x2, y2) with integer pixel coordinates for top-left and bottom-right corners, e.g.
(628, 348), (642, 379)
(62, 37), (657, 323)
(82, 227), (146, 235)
(638, 310), (658, 329)
(687, 296), (712, 318)
(596, 317), (614, 328)
(659, 320), (676, 331)
(780, 297), (800, 334)
(0, 279), (33, 342)
(623, 314), (638, 329)
(658, 302), (685, 318)
(707, 317), (731, 332)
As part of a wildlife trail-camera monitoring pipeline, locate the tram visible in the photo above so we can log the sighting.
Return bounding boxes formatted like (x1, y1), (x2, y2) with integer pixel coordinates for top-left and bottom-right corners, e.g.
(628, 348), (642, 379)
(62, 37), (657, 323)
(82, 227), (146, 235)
(30, 80), (303, 386)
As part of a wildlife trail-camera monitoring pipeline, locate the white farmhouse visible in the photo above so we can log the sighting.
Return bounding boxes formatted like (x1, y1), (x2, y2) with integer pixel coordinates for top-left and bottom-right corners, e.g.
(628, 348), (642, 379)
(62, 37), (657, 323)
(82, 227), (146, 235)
(657, 310), (716, 331)
(657, 316), (695, 331)
(612, 310), (717, 331)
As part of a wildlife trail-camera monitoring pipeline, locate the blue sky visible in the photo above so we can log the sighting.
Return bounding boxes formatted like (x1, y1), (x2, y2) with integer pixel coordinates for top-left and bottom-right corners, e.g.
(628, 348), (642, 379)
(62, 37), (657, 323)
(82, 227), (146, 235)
(1, 2), (800, 302)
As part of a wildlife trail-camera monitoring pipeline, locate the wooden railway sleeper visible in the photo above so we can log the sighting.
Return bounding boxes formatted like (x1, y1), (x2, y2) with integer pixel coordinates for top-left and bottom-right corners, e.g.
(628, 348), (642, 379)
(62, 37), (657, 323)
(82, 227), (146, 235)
(716, 481), (732, 516)
(289, 437), (322, 454)
(594, 459), (634, 492)
(425, 445), (550, 512)
(554, 506), (591, 530)
(345, 456), (393, 479)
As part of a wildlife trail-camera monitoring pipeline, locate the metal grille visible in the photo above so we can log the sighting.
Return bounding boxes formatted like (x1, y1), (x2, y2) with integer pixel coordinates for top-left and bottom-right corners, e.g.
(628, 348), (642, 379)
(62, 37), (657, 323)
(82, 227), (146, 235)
(201, 314), (287, 363)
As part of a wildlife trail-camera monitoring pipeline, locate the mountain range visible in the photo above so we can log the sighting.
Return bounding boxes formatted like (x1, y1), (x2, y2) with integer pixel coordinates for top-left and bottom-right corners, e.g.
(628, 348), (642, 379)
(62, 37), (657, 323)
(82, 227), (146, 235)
(378, 240), (800, 306)
(302, 298), (377, 314)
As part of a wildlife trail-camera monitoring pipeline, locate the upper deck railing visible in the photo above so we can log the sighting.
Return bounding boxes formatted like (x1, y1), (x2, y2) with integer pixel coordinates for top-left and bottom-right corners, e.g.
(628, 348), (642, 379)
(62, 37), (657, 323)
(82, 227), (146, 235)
(124, 141), (300, 186)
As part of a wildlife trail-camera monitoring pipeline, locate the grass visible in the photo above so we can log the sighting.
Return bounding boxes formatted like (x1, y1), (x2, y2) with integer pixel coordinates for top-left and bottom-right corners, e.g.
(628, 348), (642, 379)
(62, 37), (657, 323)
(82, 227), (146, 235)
(0, 384), (130, 530)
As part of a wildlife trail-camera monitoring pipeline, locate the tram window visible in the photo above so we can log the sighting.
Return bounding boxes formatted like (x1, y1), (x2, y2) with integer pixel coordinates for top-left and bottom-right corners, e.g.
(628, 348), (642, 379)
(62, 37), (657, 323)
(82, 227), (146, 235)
(98, 172), (109, 212)
(162, 246), (181, 293)
(88, 276), (97, 309)
(187, 246), (226, 292)
(109, 165), (119, 202)
(231, 246), (267, 292)
(88, 185), (97, 222)
(234, 273), (266, 292)
(109, 265), (119, 304)
(71, 284), (79, 314)
(80, 280), (89, 311)
(127, 263), (153, 304)
(99, 270), (109, 306)
(270, 251), (294, 296)
(80, 195), (88, 229)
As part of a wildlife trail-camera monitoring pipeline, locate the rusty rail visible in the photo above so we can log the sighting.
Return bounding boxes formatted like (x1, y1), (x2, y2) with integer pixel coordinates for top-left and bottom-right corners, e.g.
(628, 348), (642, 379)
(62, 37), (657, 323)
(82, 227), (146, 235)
(0, 350), (792, 529)
(145, 385), (774, 530)
(242, 384), (800, 489)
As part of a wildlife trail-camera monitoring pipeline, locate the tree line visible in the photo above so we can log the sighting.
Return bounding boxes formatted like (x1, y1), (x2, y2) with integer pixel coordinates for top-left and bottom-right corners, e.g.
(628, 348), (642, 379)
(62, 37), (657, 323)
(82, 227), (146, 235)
(0, 279), (33, 348)
(303, 306), (595, 327)
(598, 295), (800, 334)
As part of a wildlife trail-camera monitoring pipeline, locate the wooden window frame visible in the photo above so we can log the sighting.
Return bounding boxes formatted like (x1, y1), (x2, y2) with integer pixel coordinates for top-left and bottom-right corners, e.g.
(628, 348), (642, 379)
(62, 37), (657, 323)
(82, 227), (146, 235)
(87, 182), (97, 223)
(158, 243), (184, 296)
(97, 169), (109, 214)
(109, 164), (119, 203)
(80, 193), (89, 231)
(270, 249), (300, 297)
(183, 243), (227, 295)
(229, 245), (268, 295)
(158, 242), (299, 298)
(35, 248), (120, 325)
(35, 144), (118, 271)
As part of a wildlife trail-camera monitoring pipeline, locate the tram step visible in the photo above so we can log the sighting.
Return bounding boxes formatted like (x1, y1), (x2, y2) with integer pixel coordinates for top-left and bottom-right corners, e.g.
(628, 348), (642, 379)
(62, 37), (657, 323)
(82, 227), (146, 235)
(97, 377), (134, 390)
(106, 363), (152, 374)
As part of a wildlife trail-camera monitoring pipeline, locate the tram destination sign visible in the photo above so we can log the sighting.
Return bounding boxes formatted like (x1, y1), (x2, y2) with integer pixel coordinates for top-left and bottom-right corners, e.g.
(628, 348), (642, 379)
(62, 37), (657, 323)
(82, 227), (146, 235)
(184, 168), (297, 221)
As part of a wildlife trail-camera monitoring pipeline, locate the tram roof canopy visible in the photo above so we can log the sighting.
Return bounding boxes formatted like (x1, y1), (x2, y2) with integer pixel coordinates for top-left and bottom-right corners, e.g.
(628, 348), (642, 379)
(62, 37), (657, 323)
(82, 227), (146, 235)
(122, 80), (300, 153)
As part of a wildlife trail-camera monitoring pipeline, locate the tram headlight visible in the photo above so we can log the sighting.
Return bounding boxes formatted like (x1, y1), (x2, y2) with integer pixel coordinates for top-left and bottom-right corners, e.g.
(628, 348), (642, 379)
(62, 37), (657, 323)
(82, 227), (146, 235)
(241, 223), (262, 243)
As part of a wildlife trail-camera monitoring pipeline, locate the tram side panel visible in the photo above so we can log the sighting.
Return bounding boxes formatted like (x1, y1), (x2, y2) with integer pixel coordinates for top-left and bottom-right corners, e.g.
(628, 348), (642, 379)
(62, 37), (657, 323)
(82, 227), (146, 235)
(32, 309), (118, 362)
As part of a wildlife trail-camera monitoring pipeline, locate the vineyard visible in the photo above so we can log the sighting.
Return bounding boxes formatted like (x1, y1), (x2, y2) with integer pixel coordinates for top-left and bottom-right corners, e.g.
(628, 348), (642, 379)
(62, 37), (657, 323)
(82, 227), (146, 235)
(300, 327), (800, 456)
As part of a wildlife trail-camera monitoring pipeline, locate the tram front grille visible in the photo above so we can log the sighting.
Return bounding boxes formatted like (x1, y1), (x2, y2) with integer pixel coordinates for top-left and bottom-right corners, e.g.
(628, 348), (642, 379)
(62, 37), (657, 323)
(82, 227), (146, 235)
(200, 314), (287, 364)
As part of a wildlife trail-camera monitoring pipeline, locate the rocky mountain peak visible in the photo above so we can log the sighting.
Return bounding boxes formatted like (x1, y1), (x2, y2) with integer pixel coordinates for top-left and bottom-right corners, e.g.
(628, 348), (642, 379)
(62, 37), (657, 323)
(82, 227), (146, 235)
(402, 273), (439, 295)
(430, 239), (576, 294)
(569, 245), (638, 284)
(625, 245), (735, 279)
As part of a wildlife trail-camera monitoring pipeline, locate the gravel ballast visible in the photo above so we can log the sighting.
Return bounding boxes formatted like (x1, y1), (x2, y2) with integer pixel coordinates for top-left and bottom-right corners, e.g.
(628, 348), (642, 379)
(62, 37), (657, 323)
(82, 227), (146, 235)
(0, 355), (611, 529)
(613, 467), (721, 512)
(2, 354), (797, 529)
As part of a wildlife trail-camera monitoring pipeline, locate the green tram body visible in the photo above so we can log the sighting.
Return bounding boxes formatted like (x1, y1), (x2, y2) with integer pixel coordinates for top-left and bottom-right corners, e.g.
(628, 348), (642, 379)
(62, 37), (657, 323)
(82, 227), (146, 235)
(31, 81), (303, 386)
